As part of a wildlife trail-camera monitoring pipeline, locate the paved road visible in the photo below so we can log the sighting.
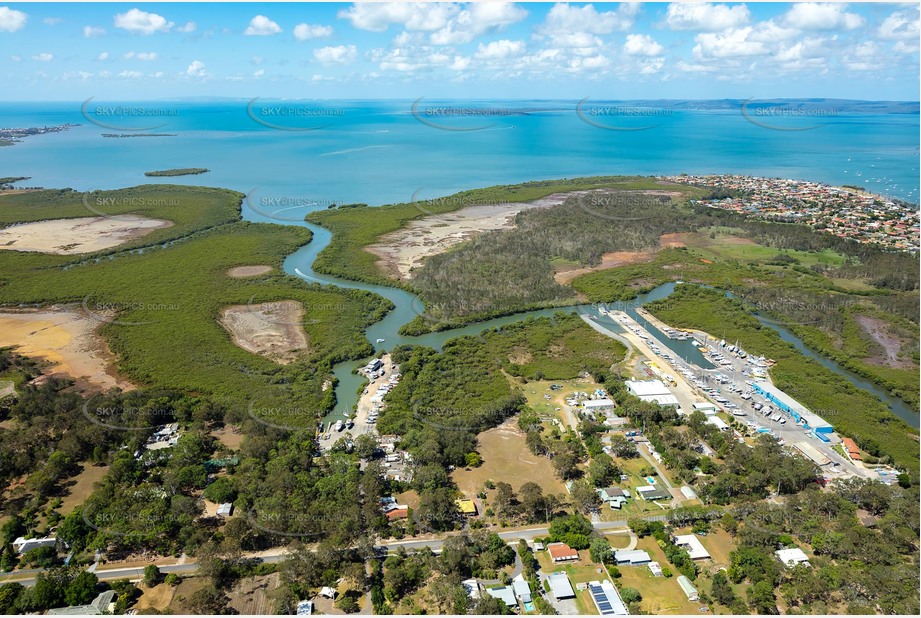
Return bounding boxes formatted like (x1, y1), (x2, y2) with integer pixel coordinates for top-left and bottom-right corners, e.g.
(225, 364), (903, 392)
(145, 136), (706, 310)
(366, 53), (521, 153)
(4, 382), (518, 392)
(2, 516), (669, 587)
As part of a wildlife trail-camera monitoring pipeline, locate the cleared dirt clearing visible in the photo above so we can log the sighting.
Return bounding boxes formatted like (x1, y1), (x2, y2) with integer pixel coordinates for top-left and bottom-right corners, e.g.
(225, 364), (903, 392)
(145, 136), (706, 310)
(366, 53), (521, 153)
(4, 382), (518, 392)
(227, 265), (272, 278)
(218, 301), (309, 364)
(0, 215), (172, 255)
(0, 308), (134, 391)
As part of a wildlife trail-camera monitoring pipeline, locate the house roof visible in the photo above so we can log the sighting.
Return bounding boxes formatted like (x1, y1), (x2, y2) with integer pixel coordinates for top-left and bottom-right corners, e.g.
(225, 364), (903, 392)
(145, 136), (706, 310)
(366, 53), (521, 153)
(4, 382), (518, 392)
(614, 549), (651, 564)
(674, 534), (711, 560)
(547, 542), (579, 561)
(547, 572), (575, 599)
(485, 586), (517, 606)
(588, 580), (628, 615)
(512, 575), (531, 601)
(776, 547), (810, 567)
(455, 499), (477, 515)
(386, 508), (408, 521)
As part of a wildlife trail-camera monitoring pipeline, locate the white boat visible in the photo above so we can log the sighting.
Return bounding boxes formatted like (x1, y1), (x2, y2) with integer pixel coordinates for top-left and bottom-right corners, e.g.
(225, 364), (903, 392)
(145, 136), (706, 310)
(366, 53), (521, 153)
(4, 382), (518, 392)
(376, 338), (386, 343)
(334, 420), (344, 432)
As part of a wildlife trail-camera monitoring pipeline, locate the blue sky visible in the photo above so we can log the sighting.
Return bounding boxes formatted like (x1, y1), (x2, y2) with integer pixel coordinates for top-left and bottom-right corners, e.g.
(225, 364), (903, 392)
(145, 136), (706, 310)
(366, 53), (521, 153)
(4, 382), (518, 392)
(0, 2), (918, 100)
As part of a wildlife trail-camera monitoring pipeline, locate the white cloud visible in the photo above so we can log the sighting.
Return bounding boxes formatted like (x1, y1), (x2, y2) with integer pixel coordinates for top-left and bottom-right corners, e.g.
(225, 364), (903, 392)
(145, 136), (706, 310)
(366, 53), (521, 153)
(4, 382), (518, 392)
(430, 2), (527, 44)
(176, 21), (196, 33)
(114, 9), (173, 35)
(118, 70), (143, 78)
(95, 51), (109, 61)
(0, 6), (27, 32)
(623, 33), (664, 57)
(664, 3), (750, 31)
(43, 17), (63, 26)
(782, 3), (864, 31)
(370, 44), (453, 72)
(314, 44), (358, 64)
(31, 52), (53, 61)
(253, 68), (265, 78)
(878, 9), (920, 41)
(693, 27), (765, 59)
(186, 59), (207, 77)
(83, 25), (105, 38)
(339, 2), (526, 45)
(244, 15), (282, 36)
(474, 39), (526, 60)
(63, 70), (93, 80)
(338, 2), (456, 32)
(294, 23), (333, 40)
(123, 51), (157, 61)
(539, 2), (637, 35)
(9, 54), (20, 61)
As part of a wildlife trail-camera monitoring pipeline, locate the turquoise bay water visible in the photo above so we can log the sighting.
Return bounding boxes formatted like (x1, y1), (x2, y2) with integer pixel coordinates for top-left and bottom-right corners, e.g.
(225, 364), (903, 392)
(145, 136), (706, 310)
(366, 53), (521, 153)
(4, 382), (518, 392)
(1, 100), (917, 425)
(1, 100), (918, 202)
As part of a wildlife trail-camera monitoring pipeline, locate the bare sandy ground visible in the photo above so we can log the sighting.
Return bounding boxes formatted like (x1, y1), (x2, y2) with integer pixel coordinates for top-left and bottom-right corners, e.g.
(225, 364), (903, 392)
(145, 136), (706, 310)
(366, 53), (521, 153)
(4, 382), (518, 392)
(218, 301), (308, 364)
(227, 265), (272, 278)
(855, 314), (914, 369)
(554, 250), (659, 285)
(365, 193), (575, 280)
(0, 215), (172, 255)
(0, 309), (134, 391)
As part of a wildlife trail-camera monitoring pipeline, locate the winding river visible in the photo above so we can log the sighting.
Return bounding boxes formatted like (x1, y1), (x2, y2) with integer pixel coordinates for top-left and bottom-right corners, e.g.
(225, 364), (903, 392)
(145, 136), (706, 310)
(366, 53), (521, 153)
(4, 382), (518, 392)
(266, 207), (919, 430)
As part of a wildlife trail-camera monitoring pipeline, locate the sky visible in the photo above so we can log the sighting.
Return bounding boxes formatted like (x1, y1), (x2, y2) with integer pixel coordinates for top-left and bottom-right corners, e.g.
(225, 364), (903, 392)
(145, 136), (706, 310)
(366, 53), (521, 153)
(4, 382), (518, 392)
(0, 2), (918, 100)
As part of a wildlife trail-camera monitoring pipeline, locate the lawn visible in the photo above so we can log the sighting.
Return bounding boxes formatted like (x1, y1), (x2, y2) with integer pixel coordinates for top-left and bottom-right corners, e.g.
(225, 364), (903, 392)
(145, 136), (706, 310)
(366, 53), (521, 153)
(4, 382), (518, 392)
(58, 463), (110, 516)
(616, 536), (707, 615)
(452, 418), (566, 499)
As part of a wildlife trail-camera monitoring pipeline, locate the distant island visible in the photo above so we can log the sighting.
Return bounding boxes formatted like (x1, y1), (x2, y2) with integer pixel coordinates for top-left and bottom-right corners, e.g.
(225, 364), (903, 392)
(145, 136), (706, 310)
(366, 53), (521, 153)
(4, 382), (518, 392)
(0, 177), (31, 190)
(102, 133), (177, 138)
(0, 124), (78, 146)
(144, 168), (210, 177)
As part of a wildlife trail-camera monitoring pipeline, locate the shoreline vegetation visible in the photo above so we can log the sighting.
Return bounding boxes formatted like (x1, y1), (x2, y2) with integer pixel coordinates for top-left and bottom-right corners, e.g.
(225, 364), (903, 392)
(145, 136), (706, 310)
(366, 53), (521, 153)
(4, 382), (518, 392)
(144, 168), (210, 177)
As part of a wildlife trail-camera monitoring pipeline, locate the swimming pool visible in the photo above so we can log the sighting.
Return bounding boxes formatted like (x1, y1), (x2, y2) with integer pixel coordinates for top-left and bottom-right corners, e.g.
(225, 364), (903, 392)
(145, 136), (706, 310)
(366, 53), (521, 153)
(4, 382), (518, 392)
(523, 601), (535, 612)
(646, 476), (656, 484)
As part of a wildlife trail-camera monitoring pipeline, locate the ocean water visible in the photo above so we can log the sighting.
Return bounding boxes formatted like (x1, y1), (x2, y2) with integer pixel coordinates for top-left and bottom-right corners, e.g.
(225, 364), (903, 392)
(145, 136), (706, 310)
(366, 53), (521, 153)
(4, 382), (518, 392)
(0, 100), (918, 205)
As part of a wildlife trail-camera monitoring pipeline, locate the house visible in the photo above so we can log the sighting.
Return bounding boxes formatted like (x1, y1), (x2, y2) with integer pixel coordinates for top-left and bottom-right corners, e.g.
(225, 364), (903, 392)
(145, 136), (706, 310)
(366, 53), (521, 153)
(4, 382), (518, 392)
(547, 572), (575, 599)
(217, 503), (234, 517)
(12, 536), (57, 555)
(636, 485), (672, 501)
(461, 578), (480, 599)
(587, 580), (628, 615)
(319, 587), (337, 599)
(455, 499), (477, 517)
(48, 591), (116, 615)
(679, 486), (698, 500)
(485, 586), (517, 607)
(512, 574), (532, 604)
(547, 542), (579, 563)
(296, 600), (314, 615)
(613, 549), (651, 566)
(841, 437), (862, 461)
(677, 575), (699, 601)
(364, 358), (383, 373)
(776, 547), (811, 568)
(674, 534), (711, 560)
(597, 487), (627, 509)
(706, 416), (730, 432)
(386, 508), (408, 521)
(597, 487), (628, 509)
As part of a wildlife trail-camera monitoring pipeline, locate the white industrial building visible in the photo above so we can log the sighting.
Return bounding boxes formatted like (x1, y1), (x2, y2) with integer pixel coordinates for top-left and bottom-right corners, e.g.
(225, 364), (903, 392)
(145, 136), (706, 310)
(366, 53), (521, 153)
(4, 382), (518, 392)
(625, 380), (679, 407)
(547, 572), (575, 599)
